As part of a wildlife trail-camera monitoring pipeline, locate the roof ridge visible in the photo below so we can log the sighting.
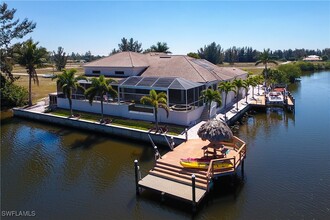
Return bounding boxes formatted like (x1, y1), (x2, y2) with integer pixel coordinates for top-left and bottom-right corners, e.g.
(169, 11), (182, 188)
(211, 69), (223, 81)
(201, 59), (222, 81)
(128, 51), (134, 67)
(184, 56), (207, 82)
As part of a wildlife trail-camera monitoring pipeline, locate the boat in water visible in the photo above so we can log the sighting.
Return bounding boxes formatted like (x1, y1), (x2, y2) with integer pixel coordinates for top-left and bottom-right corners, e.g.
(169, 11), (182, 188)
(180, 157), (233, 170)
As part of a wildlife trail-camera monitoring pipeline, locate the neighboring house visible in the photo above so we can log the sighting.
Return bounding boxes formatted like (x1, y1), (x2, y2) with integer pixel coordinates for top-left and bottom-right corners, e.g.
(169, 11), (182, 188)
(56, 52), (248, 126)
(303, 55), (322, 61)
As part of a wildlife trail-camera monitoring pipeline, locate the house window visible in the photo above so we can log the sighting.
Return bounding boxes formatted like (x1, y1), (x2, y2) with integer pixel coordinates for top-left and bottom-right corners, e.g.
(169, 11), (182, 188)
(115, 71), (124, 75)
(92, 70), (101, 74)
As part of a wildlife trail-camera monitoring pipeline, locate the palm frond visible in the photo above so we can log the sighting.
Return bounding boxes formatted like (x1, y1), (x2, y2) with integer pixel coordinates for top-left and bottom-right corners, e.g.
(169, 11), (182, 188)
(255, 60), (263, 66)
(158, 103), (170, 118)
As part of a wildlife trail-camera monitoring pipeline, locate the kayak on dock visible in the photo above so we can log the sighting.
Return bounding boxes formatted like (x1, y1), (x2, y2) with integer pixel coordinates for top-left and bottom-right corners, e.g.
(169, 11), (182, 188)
(180, 157), (233, 170)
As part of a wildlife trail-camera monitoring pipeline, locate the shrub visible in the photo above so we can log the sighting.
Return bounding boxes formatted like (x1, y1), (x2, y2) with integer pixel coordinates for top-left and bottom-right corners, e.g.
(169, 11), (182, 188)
(278, 63), (301, 83)
(0, 75), (28, 108)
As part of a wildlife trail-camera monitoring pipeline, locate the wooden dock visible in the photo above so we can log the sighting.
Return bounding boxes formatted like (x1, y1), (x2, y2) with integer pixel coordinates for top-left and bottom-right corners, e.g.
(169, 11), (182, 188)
(249, 95), (266, 106)
(136, 137), (246, 209)
(249, 93), (295, 112)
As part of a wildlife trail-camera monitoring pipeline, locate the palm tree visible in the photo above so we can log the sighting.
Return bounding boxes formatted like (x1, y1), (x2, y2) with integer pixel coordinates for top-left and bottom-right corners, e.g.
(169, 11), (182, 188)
(218, 81), (236, 119)
(233, 78), (244, 111)
(16, 39), (48, 106)
(53, 69), (86, 117)
(255, 75), (264, 95)
(248, 76), (258, 99)
(149, 42), (171, 54)
(200, 88), (222, 119)
(255, 49), (278, 87)
(140, 89), (170, 131)
(84, 75), (117, 122)
(242, 79), (250, 104)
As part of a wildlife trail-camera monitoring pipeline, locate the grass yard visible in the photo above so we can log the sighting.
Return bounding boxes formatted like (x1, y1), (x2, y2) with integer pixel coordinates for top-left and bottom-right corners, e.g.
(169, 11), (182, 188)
(50, 108), (186, 136)
(14, 75), (57, 103)
(217, 62), (282, 75)
(12, 65), (85, 104)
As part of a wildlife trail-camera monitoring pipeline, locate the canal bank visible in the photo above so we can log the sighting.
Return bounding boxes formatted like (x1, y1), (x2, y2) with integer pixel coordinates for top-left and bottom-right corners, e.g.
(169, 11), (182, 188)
(13, 108), (185, 148)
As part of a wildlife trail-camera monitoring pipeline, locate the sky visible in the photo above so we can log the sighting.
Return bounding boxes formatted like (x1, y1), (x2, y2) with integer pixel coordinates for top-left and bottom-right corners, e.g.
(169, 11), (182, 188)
(6, 0), (330, 56)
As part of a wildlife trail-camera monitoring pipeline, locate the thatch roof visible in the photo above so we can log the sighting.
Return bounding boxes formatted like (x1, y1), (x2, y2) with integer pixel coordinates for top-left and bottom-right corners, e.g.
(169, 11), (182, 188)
(197, 120), (233, 143)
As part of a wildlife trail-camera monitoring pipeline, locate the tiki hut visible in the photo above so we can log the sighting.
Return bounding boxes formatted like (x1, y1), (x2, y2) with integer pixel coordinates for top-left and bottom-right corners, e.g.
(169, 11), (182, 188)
(197, 120), (234, 157)
(198, 120), (233, 143)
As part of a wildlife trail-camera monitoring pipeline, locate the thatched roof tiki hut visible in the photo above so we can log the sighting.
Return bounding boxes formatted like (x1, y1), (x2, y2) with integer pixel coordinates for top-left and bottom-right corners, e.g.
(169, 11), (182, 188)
(198, 120), (234, 157)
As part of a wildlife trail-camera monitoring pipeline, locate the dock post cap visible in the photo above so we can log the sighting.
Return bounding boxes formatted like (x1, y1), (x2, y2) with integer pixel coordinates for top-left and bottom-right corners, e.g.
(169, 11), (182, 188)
(134, 159), (138, 163)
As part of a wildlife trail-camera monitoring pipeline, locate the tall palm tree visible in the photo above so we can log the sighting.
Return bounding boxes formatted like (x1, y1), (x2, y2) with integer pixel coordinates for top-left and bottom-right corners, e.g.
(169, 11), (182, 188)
(218, 81), (236, 119)
(53, 69), (86, 117)
(16, 39), (48, 106)
(255, 49), (278, 87)
(84, 75), (117, 122)
(200, 88), (222, 119)
(140, 89), (169, 131)
(233, 78), (244, 111)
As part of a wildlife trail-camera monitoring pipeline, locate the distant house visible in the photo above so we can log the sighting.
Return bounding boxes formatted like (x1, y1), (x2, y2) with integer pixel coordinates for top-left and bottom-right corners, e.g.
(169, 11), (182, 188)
(303, 55), (322, 61)
(56, 52), (248, 126)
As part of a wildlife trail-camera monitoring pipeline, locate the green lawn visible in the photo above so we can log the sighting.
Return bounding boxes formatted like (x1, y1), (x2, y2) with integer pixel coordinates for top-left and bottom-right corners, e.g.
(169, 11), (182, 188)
(50, 109), (186, 136)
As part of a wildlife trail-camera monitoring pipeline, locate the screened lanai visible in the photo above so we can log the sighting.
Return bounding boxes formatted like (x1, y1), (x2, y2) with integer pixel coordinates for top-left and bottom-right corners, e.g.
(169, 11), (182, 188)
(112, 76), (205, 111)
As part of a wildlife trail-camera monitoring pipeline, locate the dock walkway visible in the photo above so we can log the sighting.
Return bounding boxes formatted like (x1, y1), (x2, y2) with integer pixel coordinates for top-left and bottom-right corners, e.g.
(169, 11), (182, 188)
(183, 86), (294, 140)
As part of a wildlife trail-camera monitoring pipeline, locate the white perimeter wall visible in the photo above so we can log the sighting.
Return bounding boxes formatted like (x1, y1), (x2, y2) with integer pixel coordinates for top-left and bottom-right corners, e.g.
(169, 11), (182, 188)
(57, 98), (204, 126)
(84, 67), (146, 77)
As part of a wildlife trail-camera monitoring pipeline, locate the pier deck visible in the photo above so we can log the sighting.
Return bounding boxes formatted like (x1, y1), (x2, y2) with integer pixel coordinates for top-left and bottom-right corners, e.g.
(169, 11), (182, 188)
(137, 137), (246, 206)
(139, 175), (207, 203)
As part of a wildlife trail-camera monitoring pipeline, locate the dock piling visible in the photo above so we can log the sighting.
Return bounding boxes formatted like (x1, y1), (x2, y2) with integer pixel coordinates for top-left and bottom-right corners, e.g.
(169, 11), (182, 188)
(241, 159), (245, 177)
(192, 174), (196, 212)
(134, 160), (140, 195)
(161, 192), (165, 202)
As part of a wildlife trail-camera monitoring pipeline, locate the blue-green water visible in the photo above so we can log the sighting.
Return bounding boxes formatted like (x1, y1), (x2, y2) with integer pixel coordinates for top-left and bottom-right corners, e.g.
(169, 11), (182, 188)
(1, 71), (330, 219)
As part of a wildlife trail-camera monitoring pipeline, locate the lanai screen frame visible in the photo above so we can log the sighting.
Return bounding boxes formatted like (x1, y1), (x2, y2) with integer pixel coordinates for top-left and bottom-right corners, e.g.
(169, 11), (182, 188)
(114, 76), (205, 112)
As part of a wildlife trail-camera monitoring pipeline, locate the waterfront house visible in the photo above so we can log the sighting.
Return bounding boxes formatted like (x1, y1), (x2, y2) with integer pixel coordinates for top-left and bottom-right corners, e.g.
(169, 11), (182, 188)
(56, 52), (248, 126)
(303, 55), (322, 61)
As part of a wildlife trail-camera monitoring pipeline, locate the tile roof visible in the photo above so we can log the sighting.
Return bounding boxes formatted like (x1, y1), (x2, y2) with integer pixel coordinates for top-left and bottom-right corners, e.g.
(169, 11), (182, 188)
(84, 51), (149, 67)
(142, 54), (247, 83)
(84, 52), (247, 83)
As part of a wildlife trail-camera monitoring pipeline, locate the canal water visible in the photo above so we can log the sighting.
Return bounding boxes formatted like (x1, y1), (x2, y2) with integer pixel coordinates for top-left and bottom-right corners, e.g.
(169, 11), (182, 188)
(1, 71), (330, 219)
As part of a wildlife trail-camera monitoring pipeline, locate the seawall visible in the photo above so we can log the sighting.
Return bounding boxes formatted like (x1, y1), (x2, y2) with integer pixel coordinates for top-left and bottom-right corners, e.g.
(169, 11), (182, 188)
(13, 108), (186, 148)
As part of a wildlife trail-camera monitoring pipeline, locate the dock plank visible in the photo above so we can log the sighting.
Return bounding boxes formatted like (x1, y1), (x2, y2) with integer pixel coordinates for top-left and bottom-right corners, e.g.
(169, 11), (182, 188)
(139, 174), (207, 203)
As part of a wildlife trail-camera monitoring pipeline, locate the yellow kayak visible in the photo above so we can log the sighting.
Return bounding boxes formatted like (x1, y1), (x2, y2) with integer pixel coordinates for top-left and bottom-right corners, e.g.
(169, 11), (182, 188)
(180, 159), (233, 170)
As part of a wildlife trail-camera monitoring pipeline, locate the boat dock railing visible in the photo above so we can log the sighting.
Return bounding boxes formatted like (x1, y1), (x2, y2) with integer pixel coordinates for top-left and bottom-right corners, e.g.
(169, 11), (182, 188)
(206, 137), (246, 191)
(162, 133), (174, 150)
